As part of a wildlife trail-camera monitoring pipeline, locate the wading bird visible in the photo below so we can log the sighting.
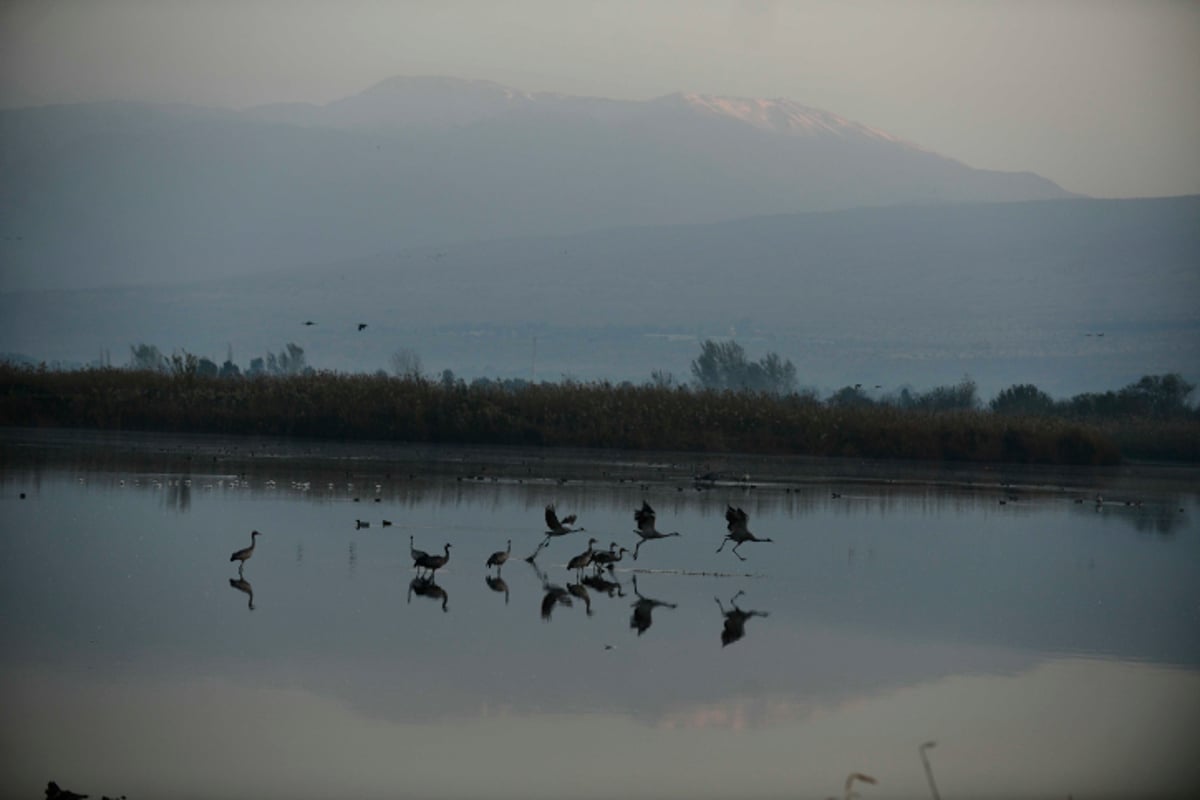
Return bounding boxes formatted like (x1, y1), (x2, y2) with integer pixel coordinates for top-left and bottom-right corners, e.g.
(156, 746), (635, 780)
(716, 506), (772, 560)
(229, 530), (261, 575)
(590, 543), (628, 573)
(410, 535), (429, 567)
(526, 504), (584, 561)
(486, 539), (512, 573)
(567, 538), (598, 576)
(632, 500), (680, 560)
(415, 543), (451, 579)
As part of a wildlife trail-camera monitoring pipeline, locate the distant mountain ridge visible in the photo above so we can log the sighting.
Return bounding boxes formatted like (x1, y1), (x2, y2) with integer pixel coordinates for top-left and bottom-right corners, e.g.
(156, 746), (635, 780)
(1, 74), (1075, 291)
(245, 75), (917, 146)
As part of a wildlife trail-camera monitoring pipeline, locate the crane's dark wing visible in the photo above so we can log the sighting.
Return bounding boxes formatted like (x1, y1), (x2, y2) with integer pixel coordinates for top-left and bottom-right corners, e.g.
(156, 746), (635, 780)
(633, 500), (655, 530)
(560, 514), (577, 526)
(545, 504), (560, 530)
(725, 505), (749, 531)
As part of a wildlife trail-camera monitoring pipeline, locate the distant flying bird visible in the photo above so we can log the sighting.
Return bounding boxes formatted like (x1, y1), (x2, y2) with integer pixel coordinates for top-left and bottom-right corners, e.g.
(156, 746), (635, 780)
(303, 320), (316, 326)
(229, 530), (261, 574)
(716, 506), (772, 560)
(357, 323), (368, 331)
(632, 501), (680, 560)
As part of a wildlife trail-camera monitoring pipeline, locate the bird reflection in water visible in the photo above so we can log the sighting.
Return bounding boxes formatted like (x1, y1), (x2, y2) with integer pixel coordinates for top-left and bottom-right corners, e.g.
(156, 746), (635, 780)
(484, 574), (510, 604)
(228, 576), (254, 610)
(408, 576), (449, 612)
(716, 590), (769, 647)
(566, 581), (593, 616)
(630, 574), (677, 636)
(581, 571), (624, 598)
(529, 560), (572, 621)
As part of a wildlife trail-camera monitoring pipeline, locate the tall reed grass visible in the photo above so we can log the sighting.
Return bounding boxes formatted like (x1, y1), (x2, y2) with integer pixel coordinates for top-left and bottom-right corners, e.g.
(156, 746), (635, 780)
(0, 365), (1154, 465)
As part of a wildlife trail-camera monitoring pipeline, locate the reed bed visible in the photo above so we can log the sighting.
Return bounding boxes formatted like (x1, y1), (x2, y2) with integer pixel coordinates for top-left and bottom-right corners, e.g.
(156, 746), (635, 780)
(0, 365), (1154, 465)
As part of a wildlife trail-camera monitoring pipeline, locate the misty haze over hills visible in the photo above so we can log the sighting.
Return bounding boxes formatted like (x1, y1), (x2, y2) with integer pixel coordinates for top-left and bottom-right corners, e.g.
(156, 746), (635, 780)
(0, 75), (1194, 400)
(0, 75), (1073, 291)
(2, 194), (1196, 400)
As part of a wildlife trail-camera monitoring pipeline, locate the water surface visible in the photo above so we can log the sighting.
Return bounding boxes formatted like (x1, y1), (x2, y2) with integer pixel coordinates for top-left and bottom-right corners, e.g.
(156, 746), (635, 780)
(2, 433), (1198, 799)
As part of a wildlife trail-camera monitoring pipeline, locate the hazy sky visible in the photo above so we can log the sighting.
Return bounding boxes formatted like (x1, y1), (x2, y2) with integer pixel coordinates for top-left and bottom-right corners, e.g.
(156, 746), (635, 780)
(1, 0), (1198, 198)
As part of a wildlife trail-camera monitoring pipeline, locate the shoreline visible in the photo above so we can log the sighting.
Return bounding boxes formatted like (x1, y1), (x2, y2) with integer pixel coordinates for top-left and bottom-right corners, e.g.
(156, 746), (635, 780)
(4, 426), (1196, 496)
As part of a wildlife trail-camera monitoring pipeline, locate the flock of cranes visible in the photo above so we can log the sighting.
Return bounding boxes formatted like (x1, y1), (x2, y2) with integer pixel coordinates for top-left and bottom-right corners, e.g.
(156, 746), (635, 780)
(215, 495), (956, 798)
(226, 499), (774, 641)
(229, 500), (772, 580)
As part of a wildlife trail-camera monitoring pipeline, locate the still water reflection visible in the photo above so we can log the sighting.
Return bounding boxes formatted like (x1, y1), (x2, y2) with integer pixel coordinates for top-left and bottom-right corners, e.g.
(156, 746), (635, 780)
(1, 438), (1198, 799)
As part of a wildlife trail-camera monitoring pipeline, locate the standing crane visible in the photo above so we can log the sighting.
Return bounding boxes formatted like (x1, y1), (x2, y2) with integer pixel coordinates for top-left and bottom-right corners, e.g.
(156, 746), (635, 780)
(414, 543), (451, 579)
(590, 543), (628, 573)
(486, 539), (512, 573)
(229, 530), (261, 575)
(716, 506), (772, 560)
(567, 538), (598, 577)
(632, 500), (680, 560)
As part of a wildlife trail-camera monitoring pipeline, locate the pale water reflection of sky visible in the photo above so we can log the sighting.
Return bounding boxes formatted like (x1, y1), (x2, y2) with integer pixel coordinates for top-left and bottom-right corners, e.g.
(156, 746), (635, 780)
(1, 459), (1197, 798)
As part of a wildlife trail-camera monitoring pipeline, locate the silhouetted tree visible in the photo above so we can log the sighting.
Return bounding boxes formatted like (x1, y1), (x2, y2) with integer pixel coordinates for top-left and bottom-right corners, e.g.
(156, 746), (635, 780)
(650, 369), (676, 389)
(128, 343), (166, 372)
(690, 339), (797, 394)
(910, 377), (978, 411)
(196, 357), (219, 379)
(390, 347), (423, 379)
(1118, 373), (1194, 417)
(991, 384), (1055, 415)
(828, 385), (874, 408)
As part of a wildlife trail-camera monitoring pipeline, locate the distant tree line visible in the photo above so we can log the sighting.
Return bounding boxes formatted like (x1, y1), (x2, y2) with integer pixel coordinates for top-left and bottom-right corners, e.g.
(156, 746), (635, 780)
(128, 342), (310, 378)
(121, 338), (1195, 425)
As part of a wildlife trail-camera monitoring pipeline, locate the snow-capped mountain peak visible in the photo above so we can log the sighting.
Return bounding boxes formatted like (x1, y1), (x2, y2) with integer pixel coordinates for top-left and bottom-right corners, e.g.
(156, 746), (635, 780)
(658, 91), (909, 144)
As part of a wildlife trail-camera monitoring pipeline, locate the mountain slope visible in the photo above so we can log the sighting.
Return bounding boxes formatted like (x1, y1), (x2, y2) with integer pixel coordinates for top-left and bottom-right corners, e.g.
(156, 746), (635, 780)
(1, 76), (1074, 291)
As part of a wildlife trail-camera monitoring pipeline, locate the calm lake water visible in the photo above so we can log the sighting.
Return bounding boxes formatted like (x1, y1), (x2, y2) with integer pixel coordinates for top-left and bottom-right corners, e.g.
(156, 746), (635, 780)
(1, 431), (1198, 799)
